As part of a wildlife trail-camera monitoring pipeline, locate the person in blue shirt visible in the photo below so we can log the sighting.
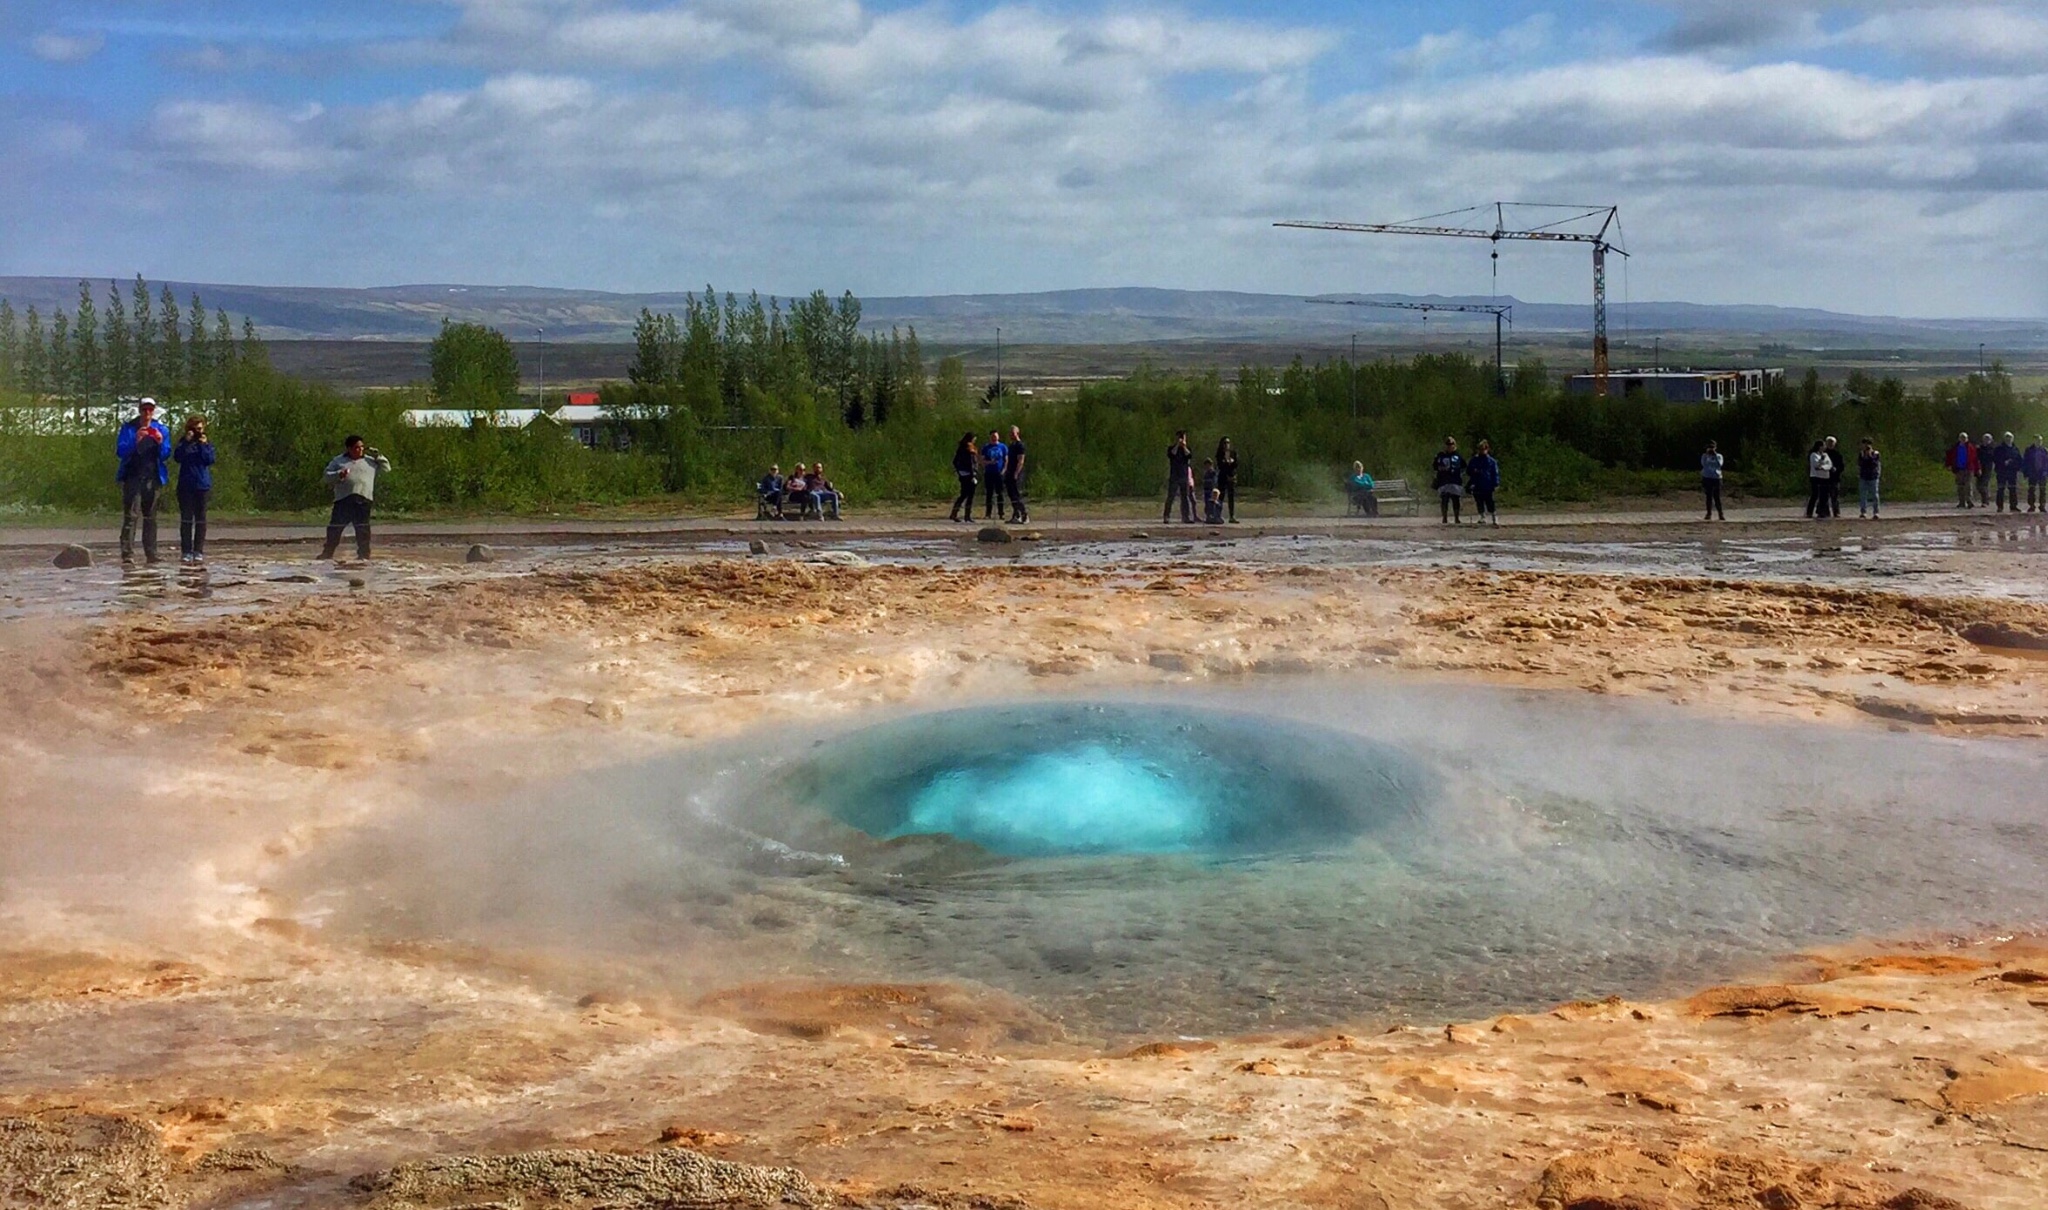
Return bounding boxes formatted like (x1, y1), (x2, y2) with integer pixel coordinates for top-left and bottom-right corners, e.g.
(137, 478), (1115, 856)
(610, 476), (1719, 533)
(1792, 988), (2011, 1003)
(757, 464), (786, 519)
(1347, 462), (1378, 517)
(1466, 439), (1501, 526)
(1700, 441), (1726, 521)
(980, 429), (1008, 520)
(172, 415), (217, 563)
(114, 398), (171, 565)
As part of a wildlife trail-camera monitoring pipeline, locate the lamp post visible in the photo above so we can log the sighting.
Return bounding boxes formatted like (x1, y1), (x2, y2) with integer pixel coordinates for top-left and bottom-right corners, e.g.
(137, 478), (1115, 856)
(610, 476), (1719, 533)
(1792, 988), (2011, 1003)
(536, 327), (545, 411)
(1349, 332), (1358, 421)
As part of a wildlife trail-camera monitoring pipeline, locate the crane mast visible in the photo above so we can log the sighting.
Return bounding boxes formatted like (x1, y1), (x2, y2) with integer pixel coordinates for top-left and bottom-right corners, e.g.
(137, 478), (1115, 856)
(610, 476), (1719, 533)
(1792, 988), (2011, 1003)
(1279, 204), (1626, 396)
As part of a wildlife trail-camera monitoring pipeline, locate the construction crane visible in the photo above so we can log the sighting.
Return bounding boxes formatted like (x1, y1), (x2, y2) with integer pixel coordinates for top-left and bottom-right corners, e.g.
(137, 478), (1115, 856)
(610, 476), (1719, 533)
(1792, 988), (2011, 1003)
(1309, 297), (1512, 394)
(1278, 203), (1626, 396)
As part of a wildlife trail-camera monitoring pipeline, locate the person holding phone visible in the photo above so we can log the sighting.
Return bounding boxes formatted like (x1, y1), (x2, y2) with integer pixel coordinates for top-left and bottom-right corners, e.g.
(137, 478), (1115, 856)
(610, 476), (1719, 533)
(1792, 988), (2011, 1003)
(172, 415), (217, 563)
(114, 398), (170, 565)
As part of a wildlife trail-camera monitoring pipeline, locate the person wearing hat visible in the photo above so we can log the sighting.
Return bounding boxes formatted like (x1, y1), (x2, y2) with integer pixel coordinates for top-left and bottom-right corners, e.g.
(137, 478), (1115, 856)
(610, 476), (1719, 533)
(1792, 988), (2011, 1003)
(113, 398), (171, 565)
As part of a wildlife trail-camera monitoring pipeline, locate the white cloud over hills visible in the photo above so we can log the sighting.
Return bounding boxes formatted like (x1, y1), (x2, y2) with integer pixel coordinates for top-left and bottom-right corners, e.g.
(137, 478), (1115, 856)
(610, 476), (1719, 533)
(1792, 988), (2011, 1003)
(4, 0), (2046, 317)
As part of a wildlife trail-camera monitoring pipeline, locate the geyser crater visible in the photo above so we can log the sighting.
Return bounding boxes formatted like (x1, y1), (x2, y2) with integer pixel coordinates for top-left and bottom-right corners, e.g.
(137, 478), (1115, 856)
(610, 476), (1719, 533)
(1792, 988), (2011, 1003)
(765, 702), (1434, 859)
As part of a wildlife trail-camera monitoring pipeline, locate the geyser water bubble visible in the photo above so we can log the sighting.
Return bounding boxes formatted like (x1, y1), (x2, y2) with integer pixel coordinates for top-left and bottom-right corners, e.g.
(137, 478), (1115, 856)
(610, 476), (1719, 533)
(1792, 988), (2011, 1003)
(768, 702), (1434, 859)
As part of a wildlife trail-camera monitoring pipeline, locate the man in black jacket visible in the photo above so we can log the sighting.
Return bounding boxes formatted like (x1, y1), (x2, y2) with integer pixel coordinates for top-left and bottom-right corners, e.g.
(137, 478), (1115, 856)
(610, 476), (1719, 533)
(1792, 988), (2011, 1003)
(1004, 425), (1029, 523)
(1823, 436), (1844, 518)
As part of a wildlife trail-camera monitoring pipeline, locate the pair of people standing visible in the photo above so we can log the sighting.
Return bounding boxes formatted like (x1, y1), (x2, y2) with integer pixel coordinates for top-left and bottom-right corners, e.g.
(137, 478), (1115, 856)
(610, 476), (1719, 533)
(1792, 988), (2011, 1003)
(1431, 437), (1500, 525)
(1163, 434), (1238, 524)
(1805, 437), (1846, 519)
(113, 399), (214, 565)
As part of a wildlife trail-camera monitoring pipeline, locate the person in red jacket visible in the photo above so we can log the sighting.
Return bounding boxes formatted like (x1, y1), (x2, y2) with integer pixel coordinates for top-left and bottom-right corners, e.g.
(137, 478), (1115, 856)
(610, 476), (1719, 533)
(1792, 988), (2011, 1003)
(1944, 432), (1978, 508)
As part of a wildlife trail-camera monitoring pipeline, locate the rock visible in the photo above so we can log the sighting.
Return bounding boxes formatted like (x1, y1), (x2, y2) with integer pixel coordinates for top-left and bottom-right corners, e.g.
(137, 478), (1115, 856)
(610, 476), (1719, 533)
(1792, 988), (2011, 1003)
(1148, 652), (1196, 673)
(51, 544), (93, 569)
(748, 538), (769, 555)
(807, 550), (868, 567)
(1020, 531), (1044, 541)
(1131, 530), (1152, 539)
(269, 573), (319, 584)
(347, 577), (367, 589)
(976, 526), (1014, 544)
(464, 543), (494, 563)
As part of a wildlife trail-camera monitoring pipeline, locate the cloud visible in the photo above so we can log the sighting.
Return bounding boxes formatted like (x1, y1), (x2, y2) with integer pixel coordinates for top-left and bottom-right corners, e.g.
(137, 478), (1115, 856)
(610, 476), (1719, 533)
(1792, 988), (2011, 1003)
(1838, 6), (2048, 73)
(10, 2), (2048, 315)
(30, 30), (105, 63)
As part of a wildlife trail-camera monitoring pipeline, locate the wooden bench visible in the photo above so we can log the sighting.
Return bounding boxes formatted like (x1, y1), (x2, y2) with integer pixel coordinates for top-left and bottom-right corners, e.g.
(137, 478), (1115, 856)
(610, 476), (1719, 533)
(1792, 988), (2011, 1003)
(1350, 477), (1416, 517)
(756, 491), (843, 520)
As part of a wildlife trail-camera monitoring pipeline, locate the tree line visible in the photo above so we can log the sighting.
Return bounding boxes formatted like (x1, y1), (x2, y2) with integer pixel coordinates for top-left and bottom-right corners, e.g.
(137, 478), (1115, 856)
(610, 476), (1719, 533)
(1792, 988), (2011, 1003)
(621, 287), (963, 428)
(0, 277), (265, 403)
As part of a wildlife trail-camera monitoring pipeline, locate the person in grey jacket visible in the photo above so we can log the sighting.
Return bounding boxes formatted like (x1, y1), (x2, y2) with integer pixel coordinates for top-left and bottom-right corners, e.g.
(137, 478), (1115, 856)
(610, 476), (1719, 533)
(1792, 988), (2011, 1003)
(319, 435), (392, 560)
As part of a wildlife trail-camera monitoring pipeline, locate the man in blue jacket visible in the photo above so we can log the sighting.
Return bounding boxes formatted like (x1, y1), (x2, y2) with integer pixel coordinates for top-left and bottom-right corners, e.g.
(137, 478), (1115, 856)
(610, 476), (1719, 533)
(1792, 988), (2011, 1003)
(114, 398), (171, 565)
(2025, 436), (2048, 513)
(1993, 432), (2024, 513)
(980, 429), (1008, 520)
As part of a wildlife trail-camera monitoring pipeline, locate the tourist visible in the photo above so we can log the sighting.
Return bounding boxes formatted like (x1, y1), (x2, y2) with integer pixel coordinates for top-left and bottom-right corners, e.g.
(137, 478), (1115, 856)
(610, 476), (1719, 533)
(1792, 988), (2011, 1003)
(1201, 459), (1222, 524)
(950, 433), (979, 522)
(1005, 425), (1029, 524)
(1163, 430), (1195, 523)
(319, 435), (391, 561)
(1974, 433), (1996, 507)
(1946, 432), (1977, 508)
(172, 415), (216, 563)
(1823, 436), (1845, 518)
(1432, 436), (1465, 524)
(783, 465), (810, 519)
(811, 462), (841, 520)
(757, 464), (786, 520)
(981, 428), (1009, 520)
(2025, 435), (2048, 512)
(1856, 438), (1882, 520)
(1467, 439), (1501, 526)
(1700, 441), (1726, 521)
(1348, 462), (1379, 517)
(114, 398), (170, 566)
(1215, 437), (1240, 523)
(1993, 432), (2023, 513)
(1805, 440), (1831, 520)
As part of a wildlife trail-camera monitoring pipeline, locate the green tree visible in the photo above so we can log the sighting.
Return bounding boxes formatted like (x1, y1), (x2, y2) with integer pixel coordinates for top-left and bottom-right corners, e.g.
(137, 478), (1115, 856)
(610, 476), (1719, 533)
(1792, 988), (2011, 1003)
(20, 306), (47, 396)
(49, 310), (71, 400)
(72, 281), (99, 402)
(211, 308), (233, 392)
(131, 276), (155, 395)
(429, 319), (521, 411)
(0, 299), (16, 391)
(241, 317), (267, 367)
(935, 355), (969, 410)
(159, 287), (182, 395)
(103, 281), (132, 397)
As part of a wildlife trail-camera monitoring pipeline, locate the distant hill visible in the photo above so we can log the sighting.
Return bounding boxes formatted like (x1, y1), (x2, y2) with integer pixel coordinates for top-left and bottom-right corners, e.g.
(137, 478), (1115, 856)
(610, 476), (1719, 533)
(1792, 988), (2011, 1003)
(1, 278), (2043, 349)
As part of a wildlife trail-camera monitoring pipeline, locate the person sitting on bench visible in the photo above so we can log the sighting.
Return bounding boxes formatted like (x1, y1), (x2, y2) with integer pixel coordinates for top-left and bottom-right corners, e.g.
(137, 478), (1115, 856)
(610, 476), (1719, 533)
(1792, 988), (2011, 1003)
(1348, 462), (1379, 516)
(757, 465), (787, 518)
(810, 462), (842, 520)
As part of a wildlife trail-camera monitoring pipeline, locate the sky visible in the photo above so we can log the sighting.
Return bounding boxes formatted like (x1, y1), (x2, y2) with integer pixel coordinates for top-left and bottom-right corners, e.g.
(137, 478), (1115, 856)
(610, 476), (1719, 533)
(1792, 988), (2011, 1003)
(3, 0), (2046, 317)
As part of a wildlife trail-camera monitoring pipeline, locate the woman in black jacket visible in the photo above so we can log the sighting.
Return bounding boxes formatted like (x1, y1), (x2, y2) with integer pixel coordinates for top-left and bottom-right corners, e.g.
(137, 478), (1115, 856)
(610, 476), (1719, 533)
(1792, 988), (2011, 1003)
(949, 432), (979, 522)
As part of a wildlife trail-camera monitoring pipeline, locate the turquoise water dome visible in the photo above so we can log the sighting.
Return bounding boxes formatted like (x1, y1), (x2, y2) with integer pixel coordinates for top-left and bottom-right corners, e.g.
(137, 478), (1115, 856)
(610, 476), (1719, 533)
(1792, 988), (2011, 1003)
(772, 702), (1432, 860)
